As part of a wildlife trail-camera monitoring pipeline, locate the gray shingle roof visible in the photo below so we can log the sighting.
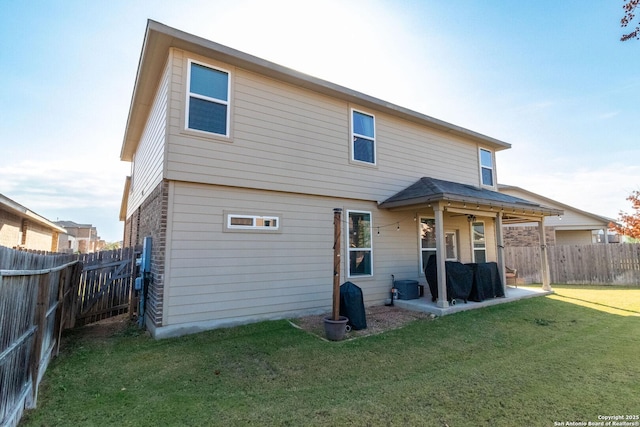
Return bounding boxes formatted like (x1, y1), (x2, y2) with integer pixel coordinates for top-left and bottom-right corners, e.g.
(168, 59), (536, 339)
(379, 177), (561, 216)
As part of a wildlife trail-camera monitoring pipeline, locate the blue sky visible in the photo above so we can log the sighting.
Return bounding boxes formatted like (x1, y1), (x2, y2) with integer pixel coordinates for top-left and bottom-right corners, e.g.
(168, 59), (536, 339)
(1, 0), (639, 242)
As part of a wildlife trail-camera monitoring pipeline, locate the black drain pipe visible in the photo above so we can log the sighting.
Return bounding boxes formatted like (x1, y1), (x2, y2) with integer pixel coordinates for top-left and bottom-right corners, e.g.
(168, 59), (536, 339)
(386, 274), (395, 306)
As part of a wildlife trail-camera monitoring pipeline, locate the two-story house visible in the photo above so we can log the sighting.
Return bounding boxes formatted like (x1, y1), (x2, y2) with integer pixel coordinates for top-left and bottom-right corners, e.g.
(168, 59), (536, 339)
(55, 220), (103, 253)
(120, 20), (561, 338)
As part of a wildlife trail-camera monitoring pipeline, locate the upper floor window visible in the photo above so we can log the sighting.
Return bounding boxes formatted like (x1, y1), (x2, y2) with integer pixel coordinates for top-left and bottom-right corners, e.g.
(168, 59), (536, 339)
(480, 148), (494, 186)
(351, 110), (376, 164)
(187, 60), (230, 136)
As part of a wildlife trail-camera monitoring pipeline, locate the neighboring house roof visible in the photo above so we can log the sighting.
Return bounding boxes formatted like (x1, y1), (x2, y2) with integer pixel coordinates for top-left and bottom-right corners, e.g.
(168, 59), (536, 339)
(498, 184), (615, 229)
(54, 220), (94, 229)
(0, 193), (67, 233)
(379, 177), (563, 218)
(120, 20), (511, 162)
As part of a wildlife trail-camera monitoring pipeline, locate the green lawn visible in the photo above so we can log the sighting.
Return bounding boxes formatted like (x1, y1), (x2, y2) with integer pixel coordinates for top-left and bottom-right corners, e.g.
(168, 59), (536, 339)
(20, 287), (640, 427)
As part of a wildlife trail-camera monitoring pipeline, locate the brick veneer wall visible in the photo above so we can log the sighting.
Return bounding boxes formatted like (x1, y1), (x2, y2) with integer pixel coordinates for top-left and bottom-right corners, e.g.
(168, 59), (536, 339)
(503, 225), (556, 247)
(22, 221), (56, 251)
(123, 180), (168, 328)
(1, 209), (57, 251)
(0, 209), (22, 248)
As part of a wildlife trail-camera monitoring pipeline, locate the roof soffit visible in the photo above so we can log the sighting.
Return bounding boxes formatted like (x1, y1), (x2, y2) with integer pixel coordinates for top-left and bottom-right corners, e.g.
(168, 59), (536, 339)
(0, 194), (67, 233)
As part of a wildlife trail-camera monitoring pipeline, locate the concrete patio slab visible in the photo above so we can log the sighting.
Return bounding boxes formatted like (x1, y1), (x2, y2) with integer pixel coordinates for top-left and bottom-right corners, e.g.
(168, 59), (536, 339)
(393, 286), (552, 316)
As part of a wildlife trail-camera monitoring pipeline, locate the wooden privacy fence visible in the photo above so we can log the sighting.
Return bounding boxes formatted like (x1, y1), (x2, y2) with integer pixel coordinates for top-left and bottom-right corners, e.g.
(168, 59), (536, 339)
(76, 247), (137, 326)
(505, 243), (640, 285)
(0, 247), (81, 427)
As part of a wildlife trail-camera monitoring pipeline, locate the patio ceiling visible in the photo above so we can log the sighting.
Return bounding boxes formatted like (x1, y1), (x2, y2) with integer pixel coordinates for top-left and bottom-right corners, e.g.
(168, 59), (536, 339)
(378, 177), (563, 223)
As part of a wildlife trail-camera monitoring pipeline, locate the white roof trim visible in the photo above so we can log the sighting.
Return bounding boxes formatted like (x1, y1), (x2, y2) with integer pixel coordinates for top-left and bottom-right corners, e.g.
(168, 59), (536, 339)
(0, 193), (67, 233)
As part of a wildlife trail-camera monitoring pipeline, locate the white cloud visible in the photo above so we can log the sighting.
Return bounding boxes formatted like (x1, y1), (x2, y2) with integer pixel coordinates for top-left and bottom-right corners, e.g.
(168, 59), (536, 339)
(499, 163), (640, 220)
(0, 160), (130, 241)
(596, 111), (619, 120)
(2, 0), (639, 242)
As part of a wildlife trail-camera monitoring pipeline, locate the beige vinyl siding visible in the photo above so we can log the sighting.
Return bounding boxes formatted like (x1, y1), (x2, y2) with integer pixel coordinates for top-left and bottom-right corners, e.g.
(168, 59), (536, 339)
(163, 182), (449, 328)
(127, 58), (169, 217)
(546, 207), (605, 229)
(499, 188), (604, 229)
(556, 230), (593, 245)
(165, 183), (334, 326)
(165, 49), (484, 204)
(548, 211), (604, 229)
(377, 117), (479, 186)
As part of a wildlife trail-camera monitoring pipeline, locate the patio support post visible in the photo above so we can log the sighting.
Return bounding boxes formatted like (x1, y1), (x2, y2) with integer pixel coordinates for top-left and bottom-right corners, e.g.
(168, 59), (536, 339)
(495, 212), (507, 295)
(434, 203), (449, 308)
(539, 217), (552, 291)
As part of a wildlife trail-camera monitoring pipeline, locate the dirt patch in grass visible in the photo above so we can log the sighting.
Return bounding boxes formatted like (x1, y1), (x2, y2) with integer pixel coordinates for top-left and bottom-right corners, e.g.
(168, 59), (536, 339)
(67, 306), (434, 345)
(61, 314), (142, 350)
(290, 305), (435, 340)
(77, 314), (133, 337)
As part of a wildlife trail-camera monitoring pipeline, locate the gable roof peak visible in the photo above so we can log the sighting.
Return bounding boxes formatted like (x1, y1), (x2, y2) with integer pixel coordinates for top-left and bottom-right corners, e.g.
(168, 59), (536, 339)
(121, 20), (512, 161)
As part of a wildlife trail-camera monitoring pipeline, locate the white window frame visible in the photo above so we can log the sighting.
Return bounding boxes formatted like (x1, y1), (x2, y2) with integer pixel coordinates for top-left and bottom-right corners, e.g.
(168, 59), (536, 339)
(445, 231), (458, 261)
(224, 213), (280, 233)
(419, 218), (457, 271)
(479, 148), (495, 187)
(350, 109), (377, 165)
(472, 221), (487, 262)
(419, 217), (436, 273)
(186, 59), (231, 137)
(347, 210), (373, 277)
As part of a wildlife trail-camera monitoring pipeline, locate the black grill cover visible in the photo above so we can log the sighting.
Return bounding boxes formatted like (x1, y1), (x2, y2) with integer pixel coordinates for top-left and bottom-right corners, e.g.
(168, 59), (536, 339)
(466, 262), (505, 302)
(339, 281), (367, 330)
(424, 255), (473, 303)
(424, 255), (438, 300)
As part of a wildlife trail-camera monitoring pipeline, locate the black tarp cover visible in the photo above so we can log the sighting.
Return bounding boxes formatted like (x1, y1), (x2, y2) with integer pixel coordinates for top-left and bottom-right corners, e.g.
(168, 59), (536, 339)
(339, 281), (367, 330)
(424, 255), (474, 303)
(466, 262), (505, 302)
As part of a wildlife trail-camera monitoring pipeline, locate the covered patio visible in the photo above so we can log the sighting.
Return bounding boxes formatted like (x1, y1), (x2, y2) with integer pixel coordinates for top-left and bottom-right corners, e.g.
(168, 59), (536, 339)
(393, 285), (552, 316)
(379, 177), (563, 309)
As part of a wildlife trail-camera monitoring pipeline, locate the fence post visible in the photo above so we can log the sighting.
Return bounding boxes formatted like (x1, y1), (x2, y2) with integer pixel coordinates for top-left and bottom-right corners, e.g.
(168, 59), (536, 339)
(27, 271), (50, 408)
(53, 267), (65, 357)
(69, 261), (82, 328)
